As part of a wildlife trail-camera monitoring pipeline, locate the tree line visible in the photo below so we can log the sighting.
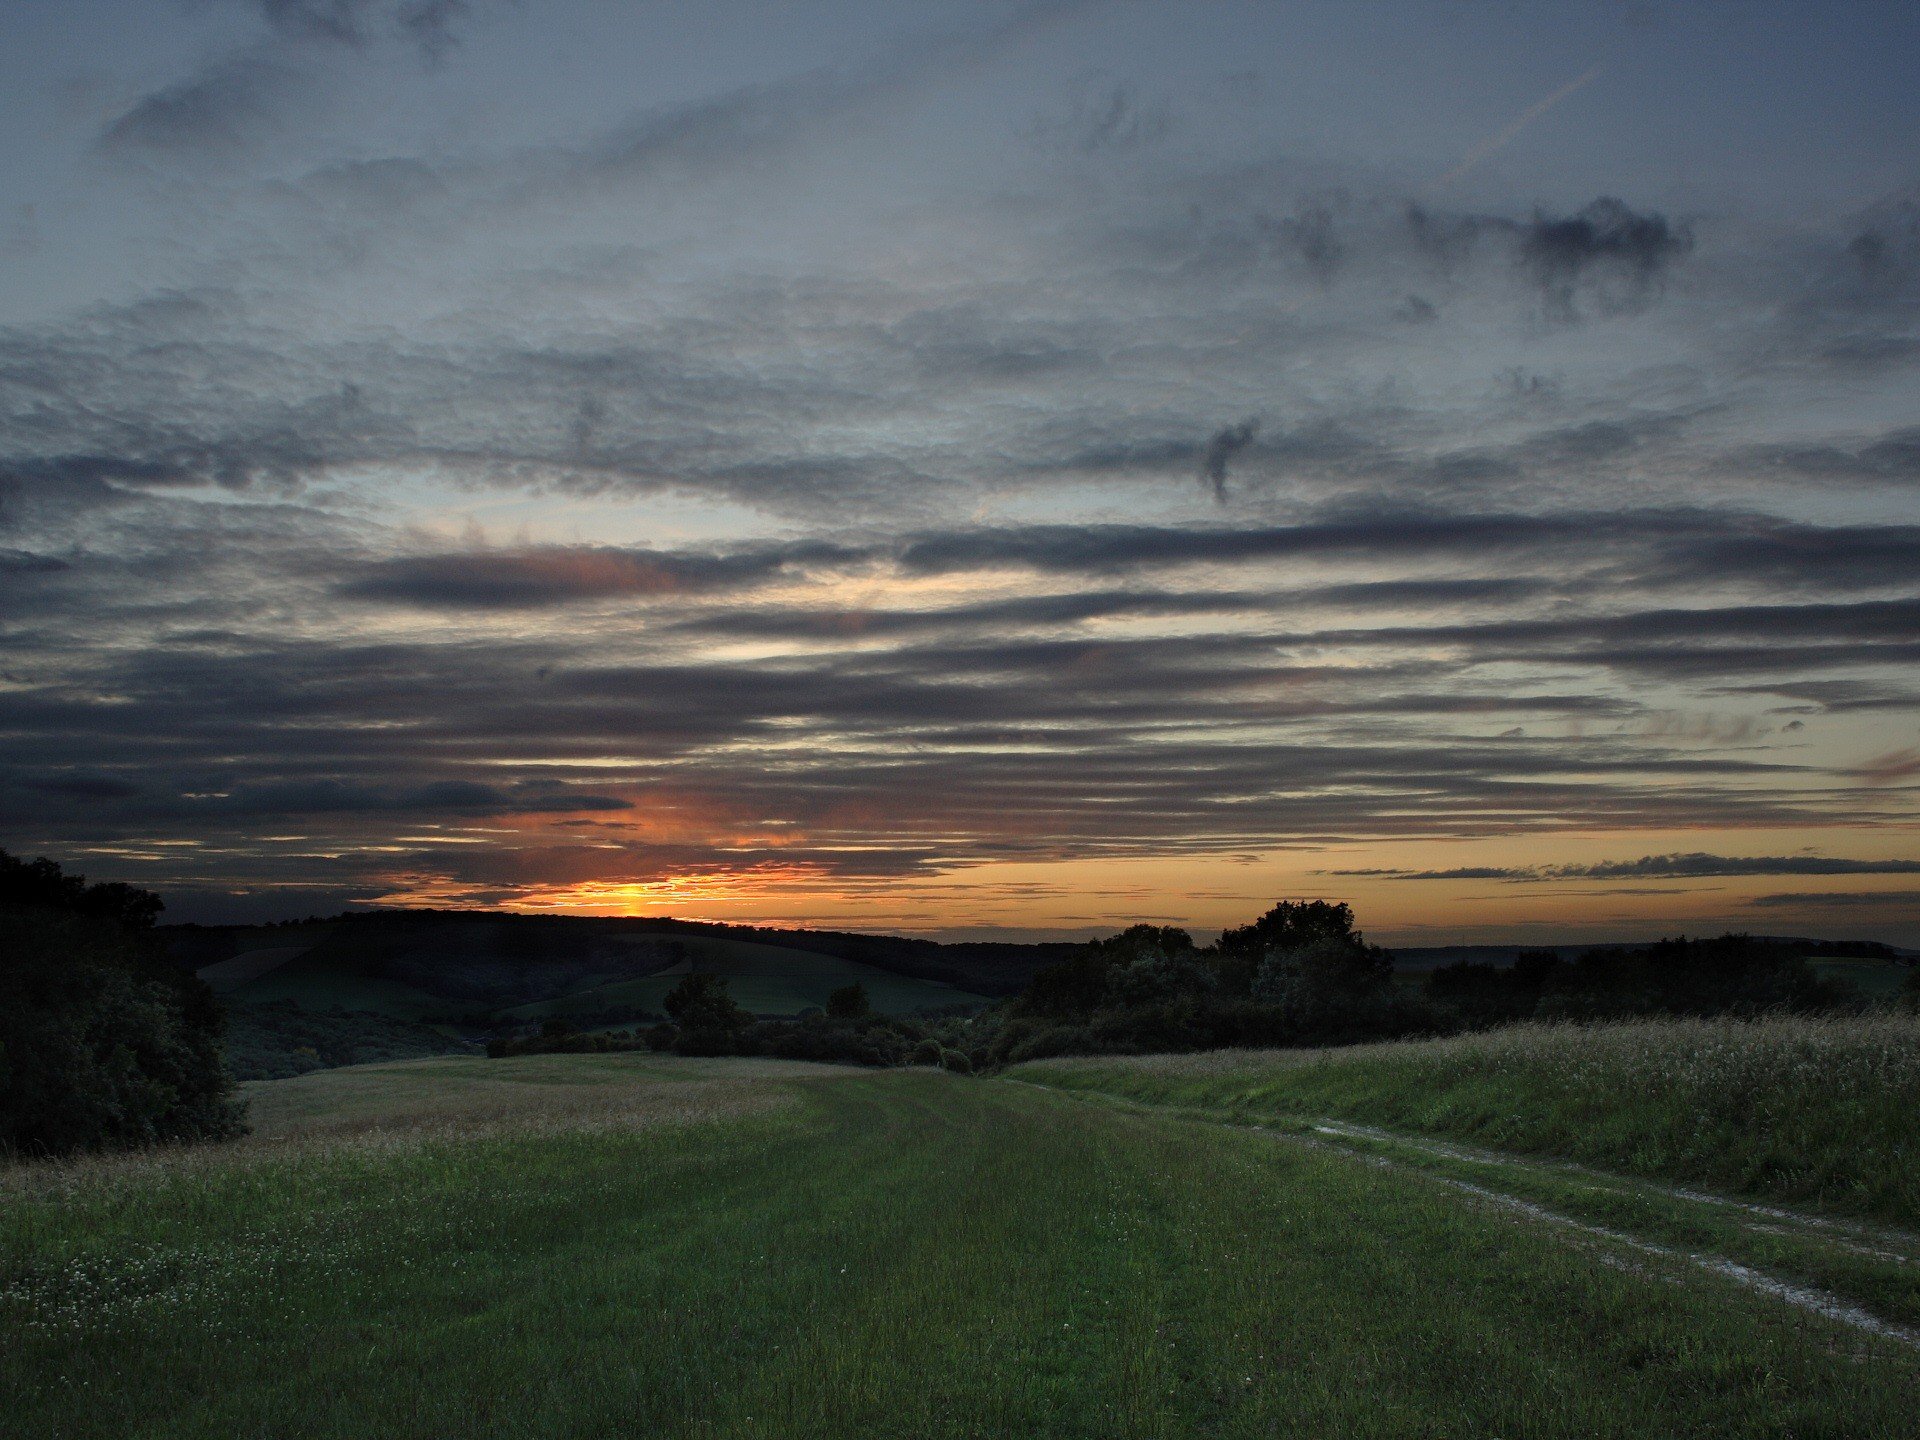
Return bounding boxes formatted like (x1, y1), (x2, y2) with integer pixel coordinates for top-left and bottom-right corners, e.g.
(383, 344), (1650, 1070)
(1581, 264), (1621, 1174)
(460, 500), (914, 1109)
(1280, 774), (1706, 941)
(491, 898), (1912, 1073)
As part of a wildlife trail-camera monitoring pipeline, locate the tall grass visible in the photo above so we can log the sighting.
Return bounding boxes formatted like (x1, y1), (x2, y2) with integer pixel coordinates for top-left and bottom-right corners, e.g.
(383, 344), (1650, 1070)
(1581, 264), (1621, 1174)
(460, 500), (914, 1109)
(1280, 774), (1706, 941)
(1017, 1013), (1920, 1226)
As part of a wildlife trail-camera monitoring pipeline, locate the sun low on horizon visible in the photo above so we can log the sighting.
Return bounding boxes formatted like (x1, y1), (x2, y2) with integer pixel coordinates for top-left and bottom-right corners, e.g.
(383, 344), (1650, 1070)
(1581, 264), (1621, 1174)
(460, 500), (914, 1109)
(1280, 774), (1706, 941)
(2, 0), (1918, 947)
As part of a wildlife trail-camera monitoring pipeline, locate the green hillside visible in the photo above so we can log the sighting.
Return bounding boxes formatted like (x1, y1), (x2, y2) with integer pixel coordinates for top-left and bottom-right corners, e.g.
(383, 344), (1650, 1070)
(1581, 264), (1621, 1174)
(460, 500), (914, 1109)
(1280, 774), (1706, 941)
(499, 933), (988, 1023)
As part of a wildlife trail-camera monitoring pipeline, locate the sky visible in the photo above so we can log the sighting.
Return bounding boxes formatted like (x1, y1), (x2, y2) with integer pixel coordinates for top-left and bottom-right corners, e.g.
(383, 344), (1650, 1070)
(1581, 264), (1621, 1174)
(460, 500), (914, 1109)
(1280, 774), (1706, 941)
(2, 0), (1918, 944)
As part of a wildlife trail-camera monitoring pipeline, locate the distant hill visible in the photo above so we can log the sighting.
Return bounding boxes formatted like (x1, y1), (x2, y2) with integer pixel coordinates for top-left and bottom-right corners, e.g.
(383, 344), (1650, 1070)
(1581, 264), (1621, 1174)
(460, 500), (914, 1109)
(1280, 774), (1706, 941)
(162, 910), (1077, 1079)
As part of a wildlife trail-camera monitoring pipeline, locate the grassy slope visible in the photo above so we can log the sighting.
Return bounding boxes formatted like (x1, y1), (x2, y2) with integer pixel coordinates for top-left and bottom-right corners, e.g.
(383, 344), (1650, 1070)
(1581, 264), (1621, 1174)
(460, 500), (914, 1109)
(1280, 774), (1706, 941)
(219, 948), (455, 1020)
(497, 934), (987, 1021)
(1014, 1014), (1920, 1227)
(6, 1057), (1920, 1438)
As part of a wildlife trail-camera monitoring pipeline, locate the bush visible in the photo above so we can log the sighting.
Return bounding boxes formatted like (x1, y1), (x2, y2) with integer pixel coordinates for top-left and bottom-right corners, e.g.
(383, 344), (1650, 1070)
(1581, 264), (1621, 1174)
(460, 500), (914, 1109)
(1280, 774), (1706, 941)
(1, 851), (244, 1157)
(226, 1001), (468, 1080)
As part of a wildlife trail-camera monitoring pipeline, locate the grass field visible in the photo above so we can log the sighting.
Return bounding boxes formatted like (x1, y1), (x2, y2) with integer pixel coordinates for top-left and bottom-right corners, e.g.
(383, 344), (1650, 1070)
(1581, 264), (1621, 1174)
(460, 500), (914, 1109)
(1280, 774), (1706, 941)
(1014, 1014), (1920, 1227)
(6, 1049), (1920, 1437)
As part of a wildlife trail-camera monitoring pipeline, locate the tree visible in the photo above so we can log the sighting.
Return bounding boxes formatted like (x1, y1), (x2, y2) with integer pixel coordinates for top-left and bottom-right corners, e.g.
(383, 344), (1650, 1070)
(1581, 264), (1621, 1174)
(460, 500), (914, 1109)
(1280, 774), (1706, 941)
(1, 850), (243, 1156)
(665, 971), (750, 1058)
(1253, 932), (1395, 1027)
(1216, 901), (1359, 994)
(826, 982), (871, 1020)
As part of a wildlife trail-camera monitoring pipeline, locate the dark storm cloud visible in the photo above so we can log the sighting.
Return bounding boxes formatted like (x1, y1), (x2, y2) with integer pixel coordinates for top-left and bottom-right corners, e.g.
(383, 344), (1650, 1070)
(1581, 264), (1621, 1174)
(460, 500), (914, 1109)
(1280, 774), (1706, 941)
(1341, 854), (1920, 882)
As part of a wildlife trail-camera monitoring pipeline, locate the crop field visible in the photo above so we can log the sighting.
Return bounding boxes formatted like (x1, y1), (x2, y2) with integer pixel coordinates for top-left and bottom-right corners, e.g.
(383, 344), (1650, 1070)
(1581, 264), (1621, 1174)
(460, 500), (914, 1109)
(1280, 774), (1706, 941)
(6, 1040), (1920, 1438)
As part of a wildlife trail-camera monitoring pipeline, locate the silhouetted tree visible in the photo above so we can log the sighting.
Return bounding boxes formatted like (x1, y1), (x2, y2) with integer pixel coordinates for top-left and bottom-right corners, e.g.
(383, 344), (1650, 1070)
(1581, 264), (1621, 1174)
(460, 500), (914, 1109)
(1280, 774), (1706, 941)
(1215, 901), (1359, 994)
(826, 981), (871, 1020)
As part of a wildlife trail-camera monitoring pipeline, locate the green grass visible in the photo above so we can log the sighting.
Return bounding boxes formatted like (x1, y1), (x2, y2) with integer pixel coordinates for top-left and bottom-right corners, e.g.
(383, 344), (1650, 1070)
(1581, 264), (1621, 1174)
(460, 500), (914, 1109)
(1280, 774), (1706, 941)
(1014, 1013), (1920, 1227)
(6, 1054), (1920, 1437)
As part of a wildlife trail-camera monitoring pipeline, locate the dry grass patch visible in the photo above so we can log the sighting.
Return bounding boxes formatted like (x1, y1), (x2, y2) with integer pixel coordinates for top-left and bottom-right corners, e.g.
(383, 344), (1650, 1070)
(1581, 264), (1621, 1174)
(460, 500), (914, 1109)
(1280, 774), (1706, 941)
(1, 1054), (856, 1201)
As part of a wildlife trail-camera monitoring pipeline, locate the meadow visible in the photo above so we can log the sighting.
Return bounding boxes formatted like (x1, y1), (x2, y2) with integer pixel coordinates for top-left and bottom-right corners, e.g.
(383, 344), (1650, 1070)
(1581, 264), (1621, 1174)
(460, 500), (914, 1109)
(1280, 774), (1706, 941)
(1015, 1014), (1920, 1226)
(6, 1044), (1920, 1438)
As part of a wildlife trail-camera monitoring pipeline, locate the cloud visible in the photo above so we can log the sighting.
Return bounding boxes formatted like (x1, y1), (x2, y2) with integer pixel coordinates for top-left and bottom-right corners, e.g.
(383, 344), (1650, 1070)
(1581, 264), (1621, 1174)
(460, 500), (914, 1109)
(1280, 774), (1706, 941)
(578, 2), (1079, 187)
(1748, 890), (1920, 910)
(252, 0), (484, 58)
(97, 52), (307, 161)
(1854, 747), (1920, 783)
(1339, 853), (1920, 881)
(1029, 78), (1174, 154)
(24, 774), (143, 801)
(338, 542), (856, 609)
(1199, 419), (1259, 502)
(98, 1), (493, 163)
(1741, 429), (1920, 487)
(219, 779), (631, 815)
(1518, 197), (1692, 320)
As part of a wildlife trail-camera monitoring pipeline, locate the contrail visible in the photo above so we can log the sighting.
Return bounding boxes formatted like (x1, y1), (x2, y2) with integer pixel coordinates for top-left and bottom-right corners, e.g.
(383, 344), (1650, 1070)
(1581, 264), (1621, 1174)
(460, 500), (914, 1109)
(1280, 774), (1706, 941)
(1431, 63), (1604, 190)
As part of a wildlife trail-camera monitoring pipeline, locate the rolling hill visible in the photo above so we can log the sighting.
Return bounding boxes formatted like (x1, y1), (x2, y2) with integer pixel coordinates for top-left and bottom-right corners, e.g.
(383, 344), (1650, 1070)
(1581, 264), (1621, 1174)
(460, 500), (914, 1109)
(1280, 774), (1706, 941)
(164, 910), (1060, 1078)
